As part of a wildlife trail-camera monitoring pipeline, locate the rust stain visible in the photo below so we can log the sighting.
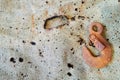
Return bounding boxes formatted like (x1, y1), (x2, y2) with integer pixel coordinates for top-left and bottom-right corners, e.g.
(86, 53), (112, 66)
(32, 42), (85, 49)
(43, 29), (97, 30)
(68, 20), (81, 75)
(31, 14), (35, 32)
(43, 10), (48, 18)
(59, 3), (74, 18)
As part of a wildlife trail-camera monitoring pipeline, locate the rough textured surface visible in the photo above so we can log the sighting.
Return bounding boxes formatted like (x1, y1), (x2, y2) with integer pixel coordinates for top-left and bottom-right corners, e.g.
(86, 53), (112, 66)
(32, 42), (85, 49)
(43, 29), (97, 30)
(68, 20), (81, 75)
(0, 0), (120, 80)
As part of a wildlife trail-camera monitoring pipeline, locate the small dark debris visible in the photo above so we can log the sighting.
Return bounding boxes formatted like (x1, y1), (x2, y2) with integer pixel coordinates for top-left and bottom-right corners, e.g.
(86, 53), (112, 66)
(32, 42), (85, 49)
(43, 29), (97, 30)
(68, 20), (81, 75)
(75, 8), (78, 11)
(28, 61), (32, 64)
(21, 73), (24, 76)
(48, 72), (51, 74)
(30, 41), (36, 45)
(82, 1), (85, 4)
(39, 52), (44, 57)
(119, 46), (120, 48)
(70, 33), (73, 35)
(74, 3), (76, 5)
(46, 1), (48, 4)
(106, 39), (109, 41)
(22, 40), (26, 43)
(77, 37), (85, 45)
(89, 40), (95, 47)
(72, 51), (75, 54)
(47, 40), (50, 42)
(35, 66), (37, 68)
(118, 0), (120, 2)
(56, 47), (58, 49)
(78, 16), (85, 20)
(67, 72), (72, 76)
(10, 26), (12, 28)
(16, 28), (18, 30)
(22, 18), (25, 20)
(19, 57), (23, 62)
(70, 48), (74, 51)
(10, 57), (16, 63)
(67, 63), (74, 68)
(60, 1), (62, 3)
(71, 16), (75, 21)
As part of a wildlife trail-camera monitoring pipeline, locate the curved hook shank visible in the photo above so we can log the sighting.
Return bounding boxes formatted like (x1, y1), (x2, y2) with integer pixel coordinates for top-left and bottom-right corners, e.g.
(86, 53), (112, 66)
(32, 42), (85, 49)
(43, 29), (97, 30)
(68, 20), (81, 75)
(82, 45), (112, 68)
(82, 22), (112, 68)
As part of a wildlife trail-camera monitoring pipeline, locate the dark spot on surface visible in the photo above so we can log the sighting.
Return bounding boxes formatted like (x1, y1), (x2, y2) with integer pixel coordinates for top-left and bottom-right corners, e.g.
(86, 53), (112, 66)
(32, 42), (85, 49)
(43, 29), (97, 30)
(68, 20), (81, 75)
(67, 63), (74, 68)
(119, 46), (120, 48)
(35, 66), (37, 68)
(118, 0), (120, 2)
(19, 57), (23, 62)
(70, 48), (74, 51)
(71, 16), (75, 21)
(78, 16), (85, 20)
(72, 51), (75, 54)
(106, 39), (109, 41)
(67, 72), (72, 76)
(74, 3), (76, 5)
(16, 28), (18, 30)
(39, 52), (44, 57)
(46, 1), (48, 4)
(22, 18), (25, 20)
(82, 1), (85, 4)
(30, 41), (36, 45)
(60, 1), (62, 3)
(21, 73), (24, 76)
(75, 8), (78, 11)
(70, 33), (73, 35)
(47, 40), (50, 42)
(80, 24), (83, 28)
(60, 69), (62, 71)
(56, 47), (58, 49)
(10, 26), (12, 28)
(98, 69), (100, 71)
(28, 61), (32, 64)
(77, 37), (85, 45)
(48, 72), (51, 74)
(16, 49), (18, 52)
(10, 57), (16, 63)
(22, 40), (26, 43)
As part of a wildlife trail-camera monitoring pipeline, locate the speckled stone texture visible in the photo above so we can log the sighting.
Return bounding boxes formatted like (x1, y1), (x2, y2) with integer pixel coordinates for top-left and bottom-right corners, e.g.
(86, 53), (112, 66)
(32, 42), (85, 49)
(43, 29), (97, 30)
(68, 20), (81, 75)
(0, 0), (120, 80)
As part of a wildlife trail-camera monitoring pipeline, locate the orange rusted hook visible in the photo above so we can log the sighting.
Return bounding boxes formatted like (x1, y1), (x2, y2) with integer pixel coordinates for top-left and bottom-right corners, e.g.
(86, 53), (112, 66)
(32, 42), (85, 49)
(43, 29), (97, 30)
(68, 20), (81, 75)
(82, 22), (112, 68)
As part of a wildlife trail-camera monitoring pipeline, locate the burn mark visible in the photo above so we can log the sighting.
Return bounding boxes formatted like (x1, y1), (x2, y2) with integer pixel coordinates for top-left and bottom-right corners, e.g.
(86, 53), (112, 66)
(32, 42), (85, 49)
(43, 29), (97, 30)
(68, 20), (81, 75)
(70, 48), (74, 51)
(82, 1), (85, 4)
(67, 72), (72, 76)
(77, 37), (85, 45)
(44, 15), (69, 29)
(71, 16), (75, 21)
(19, 57), (23, 62)
(75, 8), (78, 11)
(78, 16), (85, 20)
(10, 57), (16, 63)
(22, 40), (26, 43)
(30, 41), (36, 45)
(67, 63), (74, 68)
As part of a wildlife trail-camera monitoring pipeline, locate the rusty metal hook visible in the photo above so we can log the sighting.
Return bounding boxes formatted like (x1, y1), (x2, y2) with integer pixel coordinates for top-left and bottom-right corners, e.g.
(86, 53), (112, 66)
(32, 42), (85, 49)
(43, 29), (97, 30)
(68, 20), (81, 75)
(82, 22), (112, 68)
